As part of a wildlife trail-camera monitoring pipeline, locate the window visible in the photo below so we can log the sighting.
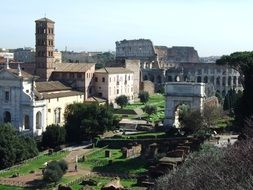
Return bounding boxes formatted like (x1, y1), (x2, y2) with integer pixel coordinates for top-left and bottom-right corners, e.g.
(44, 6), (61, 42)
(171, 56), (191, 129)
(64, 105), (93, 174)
(117, 89), (119, 94)
(102, 77), (105, 82)
(24, 115), (30, 130)
(54, 108), (61, 124)
(95, 77), (98, 82)
(5, 91), (10, 102)
(4, 111), (11, 123)
(36, 112), (42, 129)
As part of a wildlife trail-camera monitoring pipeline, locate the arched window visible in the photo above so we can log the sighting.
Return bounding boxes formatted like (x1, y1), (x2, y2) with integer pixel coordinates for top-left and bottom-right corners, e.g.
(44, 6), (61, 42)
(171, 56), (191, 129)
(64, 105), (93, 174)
(222, 77), (226, 86)
(157, 75), (162, 83)
(144, 75), (148, 81)
(197, 76), (202, 83)
(24, 115), (30, 130)
(228, 76), (232, 86)
(36, 111), (42, 129)
(204, 76), (208, 83)
(54, 108), (61, 124)
(4, 111), (11, 123)
(233, 76), (237, 85)
(216, 77), (220, 85)
(149, 75), (154, 82)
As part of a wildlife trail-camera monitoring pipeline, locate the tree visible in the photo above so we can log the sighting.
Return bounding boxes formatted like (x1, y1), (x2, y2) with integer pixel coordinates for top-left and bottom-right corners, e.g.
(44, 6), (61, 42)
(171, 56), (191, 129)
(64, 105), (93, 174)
(143, 104), (157, 116)
(43, 160), (68, 183)
(215, 91), (223, 104)
(223, 89), (242, 113)
(179, 109), (204, 135)
(203, 105), (223, 128)
(155, 139), (253, 190)
(138, 91), (149, 104)
(65, 103), (118, 142)
(0, 123), (38, 169)
(216, 52), (253, 128)
(115, 95), (128, 109)
(41, 124), (66, 149)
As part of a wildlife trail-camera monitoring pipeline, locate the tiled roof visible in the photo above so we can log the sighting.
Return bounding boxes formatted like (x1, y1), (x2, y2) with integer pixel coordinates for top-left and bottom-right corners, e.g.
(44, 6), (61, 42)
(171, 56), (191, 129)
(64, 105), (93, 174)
(10, 69), (35, 79)
(41, 91), (83, 99)
(36, 81), (71, 92)
(0, 68), (35, 79)
(35, 17), (55, 23)
(53, 62), (95, 73)
(95, 67), (133, 74)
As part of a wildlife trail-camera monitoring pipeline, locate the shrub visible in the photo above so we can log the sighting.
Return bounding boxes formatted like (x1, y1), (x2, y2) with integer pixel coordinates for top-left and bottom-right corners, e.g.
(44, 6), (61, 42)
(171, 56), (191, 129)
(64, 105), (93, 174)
(0, 123), (38, 169)
(115, 95), (128, 109)
(58, 160), (68, 173)
(155, 139), (253, 190)
(43, 160), (68, 183)
(42, 124), (66, 149)
(138, 91), (149, 104)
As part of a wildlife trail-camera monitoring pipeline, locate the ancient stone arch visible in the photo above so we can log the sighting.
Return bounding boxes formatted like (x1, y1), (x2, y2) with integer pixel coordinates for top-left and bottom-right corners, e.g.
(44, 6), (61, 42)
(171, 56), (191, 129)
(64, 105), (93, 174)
(164, 82), (206, 127)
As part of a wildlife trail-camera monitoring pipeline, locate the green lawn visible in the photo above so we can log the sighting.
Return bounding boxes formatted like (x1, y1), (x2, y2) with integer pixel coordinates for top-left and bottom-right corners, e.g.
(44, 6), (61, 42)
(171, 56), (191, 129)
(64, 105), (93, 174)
(123, 131), (165, 138)
(0, 151), (68, 178)
(80, 149), (148, 175)
(70, 177), (137, 190)
(118, 93), (165, 123)
(125, 93), (165, 110)
(215, 116), (234, 128)
(0, 185), (27, 190)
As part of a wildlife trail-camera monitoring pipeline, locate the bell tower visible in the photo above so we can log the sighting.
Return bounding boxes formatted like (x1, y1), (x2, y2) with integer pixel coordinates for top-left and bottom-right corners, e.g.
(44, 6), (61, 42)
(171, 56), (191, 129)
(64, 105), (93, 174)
(35, 17), (55, 81)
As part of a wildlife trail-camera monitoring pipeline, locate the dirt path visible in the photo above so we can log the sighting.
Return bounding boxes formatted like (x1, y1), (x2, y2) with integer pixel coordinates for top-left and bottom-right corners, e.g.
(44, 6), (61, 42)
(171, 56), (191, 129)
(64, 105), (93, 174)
(0, 148), (93, 187)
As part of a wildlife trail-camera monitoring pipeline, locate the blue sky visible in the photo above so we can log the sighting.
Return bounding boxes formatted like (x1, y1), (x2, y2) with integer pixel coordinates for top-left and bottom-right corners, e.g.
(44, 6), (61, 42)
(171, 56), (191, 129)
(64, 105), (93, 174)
(1, 0), (253, 56)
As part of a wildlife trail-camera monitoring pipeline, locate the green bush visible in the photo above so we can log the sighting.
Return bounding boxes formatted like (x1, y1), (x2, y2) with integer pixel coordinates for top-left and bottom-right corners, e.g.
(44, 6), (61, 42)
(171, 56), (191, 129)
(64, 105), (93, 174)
(41, 124), (66, 149)
(43, 160), (68, 183)
(58, 160), (68, 173)
(0, 123), (38, 169)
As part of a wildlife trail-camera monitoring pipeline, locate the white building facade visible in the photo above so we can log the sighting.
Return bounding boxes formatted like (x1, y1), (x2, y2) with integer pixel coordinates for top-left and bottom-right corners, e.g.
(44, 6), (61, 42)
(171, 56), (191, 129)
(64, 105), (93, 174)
(94, 67), (134, 105)
(0, 67), (46, 135)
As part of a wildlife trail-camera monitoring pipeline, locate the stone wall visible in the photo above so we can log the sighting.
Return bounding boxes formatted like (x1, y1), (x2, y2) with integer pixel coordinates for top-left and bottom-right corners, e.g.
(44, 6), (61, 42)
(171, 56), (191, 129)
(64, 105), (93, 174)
(140, 81), (155, 95)
(124, 59), (140, 98)
(122, 143), (142, 158)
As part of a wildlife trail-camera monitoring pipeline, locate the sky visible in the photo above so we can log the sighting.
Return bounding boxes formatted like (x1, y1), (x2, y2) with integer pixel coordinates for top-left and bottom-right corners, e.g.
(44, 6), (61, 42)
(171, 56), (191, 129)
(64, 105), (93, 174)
(1, 0), (253, 56)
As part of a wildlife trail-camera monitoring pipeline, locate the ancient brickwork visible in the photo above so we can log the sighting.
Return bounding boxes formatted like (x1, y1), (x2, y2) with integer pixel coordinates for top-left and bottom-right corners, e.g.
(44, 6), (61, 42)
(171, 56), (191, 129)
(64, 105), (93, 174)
(121, 143), (142, 159)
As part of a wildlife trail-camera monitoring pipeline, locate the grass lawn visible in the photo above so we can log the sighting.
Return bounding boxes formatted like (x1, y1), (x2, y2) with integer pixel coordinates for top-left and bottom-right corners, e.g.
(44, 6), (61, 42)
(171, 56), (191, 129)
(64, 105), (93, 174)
(80, 149), (148, 175)
(70, 177), (137, 190)
(216, 116), (234, 128)
(125, 93), (165, 110)
(122, 131), (165, 138)
(0, 185), (28, 190)
(0, 151), (68, 178)
(118, 93), (165, 123)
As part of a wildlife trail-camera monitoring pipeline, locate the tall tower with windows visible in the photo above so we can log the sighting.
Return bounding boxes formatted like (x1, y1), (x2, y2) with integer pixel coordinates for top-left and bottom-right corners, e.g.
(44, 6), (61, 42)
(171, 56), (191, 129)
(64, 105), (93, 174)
(35, 18), (55, 81)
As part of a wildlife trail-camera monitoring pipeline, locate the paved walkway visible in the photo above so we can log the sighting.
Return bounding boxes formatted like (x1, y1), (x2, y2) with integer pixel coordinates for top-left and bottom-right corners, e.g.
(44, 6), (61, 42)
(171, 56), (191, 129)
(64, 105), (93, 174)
(208, 134), (238, 148)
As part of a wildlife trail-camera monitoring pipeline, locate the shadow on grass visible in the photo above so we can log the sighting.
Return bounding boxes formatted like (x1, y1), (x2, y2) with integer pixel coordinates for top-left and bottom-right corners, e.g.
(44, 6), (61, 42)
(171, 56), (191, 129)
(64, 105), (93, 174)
(25, 179), (52, 189)
(92, 156), (148, 174)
